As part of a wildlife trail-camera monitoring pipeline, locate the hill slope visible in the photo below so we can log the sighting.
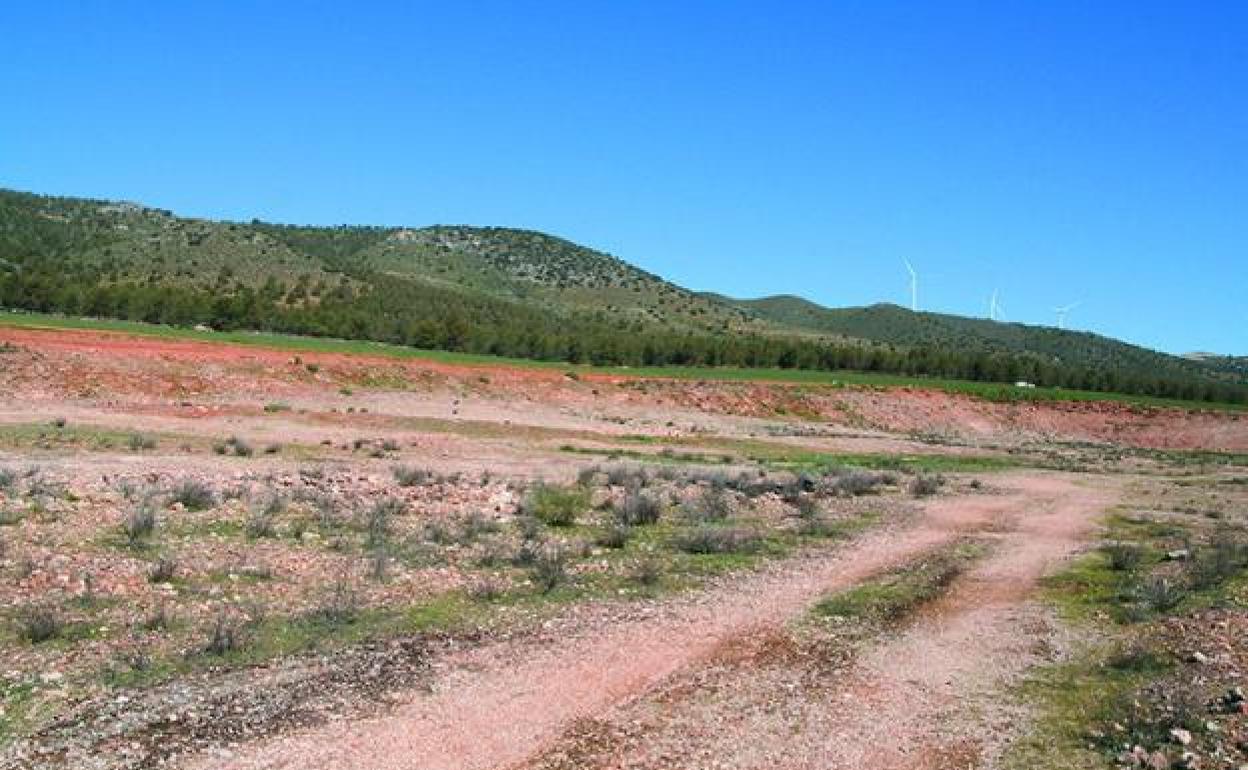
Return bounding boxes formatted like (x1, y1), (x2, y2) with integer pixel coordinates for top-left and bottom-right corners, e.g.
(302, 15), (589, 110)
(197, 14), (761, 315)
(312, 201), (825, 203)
(0, 189), (764, 337)
(1, 186), (1245, 404)
(717, 295), (1242, 388)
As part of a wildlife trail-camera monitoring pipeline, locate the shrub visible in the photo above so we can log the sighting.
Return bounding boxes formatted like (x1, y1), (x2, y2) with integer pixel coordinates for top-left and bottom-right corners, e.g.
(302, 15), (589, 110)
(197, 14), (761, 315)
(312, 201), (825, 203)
(168, 479), (216, 511)
(116, 479), (142, 500)
(522, 484), (589, 528)
(0, 467), (15, 491)
(460, 511), (502, 541)
(475, 537), (512, 567)
(685, 468), (731, 490)
(515, 515), (544, 542)
(1188, 527), (1248, 589)
(263, 402), (291, 413)
(246, 509), (277, 540)
(51, 417), (67, 428)
(18, 604), (63, 643)
(127, 433), (157, 451)
(368, 548), (389, 582)
(1135, 575), (1187, 613)
(576, 466), (602, 487)
(203, 610), (245, 655)
(307, 578), (358, 626)
(263, 443), (282, 455)
(256, 491), (284, 517)
(289, 517), (310, 540)
(681, 487), (733, 522)
(773, 473), (810, 503)
(25, 472), (64, 500)
(393, 465), (432, 487)
(421, 519), (455, 545)
(1106, 641), (1168, 673)
(908, 474), (943, 498)
(628, 550), (663, 586)
(513, 537), (542, 567)
(673, 525), (760, 554)
(654, 466), (682, 482)
(605, 464), (649, 488)
(217, 435), (254, 457)
(596, 522), (631, 549)
(613, 491), (662, 526)
(366, 498), (405, 548)
(380, 439), (400, 452)
(468, 576), (506, 601)
(797, 515), (843, 538)
(794, 495), (821, 519)
(827, 468), (890, 497)
(148, 556), (177, 583)
(123, 503), (158, 545)
(1103, 542), (1146, 572)
(531, 545), (568, 593)
(142, 604), (173, 631)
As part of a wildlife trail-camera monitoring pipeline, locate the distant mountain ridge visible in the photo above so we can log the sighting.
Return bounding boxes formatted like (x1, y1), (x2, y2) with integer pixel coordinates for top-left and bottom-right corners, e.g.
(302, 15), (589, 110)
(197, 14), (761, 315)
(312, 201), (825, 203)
(713, 294), (1245, 388)
(2, 186), (1245, 403)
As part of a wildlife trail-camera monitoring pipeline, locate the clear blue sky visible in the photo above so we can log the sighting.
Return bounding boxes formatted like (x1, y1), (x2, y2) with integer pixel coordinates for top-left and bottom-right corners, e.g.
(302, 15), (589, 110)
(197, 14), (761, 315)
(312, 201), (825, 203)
(3, 2), (1244, 354)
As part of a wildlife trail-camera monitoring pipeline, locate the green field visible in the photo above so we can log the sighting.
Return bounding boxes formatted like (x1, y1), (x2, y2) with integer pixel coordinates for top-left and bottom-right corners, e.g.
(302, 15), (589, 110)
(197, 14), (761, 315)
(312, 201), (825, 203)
(1, 310), (1243, 412)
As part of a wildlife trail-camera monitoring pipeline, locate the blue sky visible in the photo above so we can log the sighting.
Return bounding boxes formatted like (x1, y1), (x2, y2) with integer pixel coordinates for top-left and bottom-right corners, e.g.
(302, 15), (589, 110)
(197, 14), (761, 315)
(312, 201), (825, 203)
(2, 2), (1245, 354)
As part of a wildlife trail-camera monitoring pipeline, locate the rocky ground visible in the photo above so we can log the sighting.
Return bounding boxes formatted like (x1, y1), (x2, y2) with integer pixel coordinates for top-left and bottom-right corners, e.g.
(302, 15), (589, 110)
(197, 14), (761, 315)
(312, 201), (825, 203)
(0, 324), (1244, 770)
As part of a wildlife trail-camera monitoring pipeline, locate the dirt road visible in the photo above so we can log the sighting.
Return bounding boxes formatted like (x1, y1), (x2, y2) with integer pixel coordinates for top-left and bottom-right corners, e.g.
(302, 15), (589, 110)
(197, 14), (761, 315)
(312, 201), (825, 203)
(190, 473), (1112, 770)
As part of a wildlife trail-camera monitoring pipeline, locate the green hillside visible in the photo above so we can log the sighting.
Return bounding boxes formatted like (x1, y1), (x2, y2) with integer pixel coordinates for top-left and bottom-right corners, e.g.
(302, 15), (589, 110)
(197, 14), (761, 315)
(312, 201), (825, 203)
(1185, 353), (1248, 380)
(253, 222), (766, 335)
(2, 186), (1245, 404)
(718, 295), (1242, 388)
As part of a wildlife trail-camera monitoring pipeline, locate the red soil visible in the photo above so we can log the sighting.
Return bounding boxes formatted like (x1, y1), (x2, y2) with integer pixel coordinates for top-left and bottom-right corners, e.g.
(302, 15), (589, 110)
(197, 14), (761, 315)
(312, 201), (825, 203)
(1, 325), (1244, 451)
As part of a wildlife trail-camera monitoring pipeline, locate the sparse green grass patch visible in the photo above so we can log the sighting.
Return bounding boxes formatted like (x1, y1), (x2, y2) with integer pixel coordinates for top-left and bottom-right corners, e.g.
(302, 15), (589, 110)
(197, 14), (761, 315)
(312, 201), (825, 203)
(1007, 489), (1248, 769)
(812, 540), (986, 627)
(521, 483), (589, 528)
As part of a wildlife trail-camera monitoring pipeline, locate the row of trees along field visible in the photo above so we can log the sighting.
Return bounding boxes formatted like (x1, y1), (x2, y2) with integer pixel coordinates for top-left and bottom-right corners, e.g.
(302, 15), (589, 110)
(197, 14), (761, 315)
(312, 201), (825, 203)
(1, 265), (1245, 405)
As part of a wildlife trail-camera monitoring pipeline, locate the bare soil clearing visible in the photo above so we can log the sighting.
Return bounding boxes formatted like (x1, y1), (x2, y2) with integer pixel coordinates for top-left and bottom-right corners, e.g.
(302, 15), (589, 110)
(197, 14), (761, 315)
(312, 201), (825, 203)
(197, 473), (1109, 770)
(3, 325), (1246, 451)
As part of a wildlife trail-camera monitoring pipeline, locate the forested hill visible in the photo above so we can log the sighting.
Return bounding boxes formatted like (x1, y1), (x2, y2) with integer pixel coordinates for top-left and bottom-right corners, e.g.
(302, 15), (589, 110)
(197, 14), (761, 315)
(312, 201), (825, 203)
(716, 295), (1243, 390)
(1184, 353), (1248, 380)
(1, 187), (1245, 404)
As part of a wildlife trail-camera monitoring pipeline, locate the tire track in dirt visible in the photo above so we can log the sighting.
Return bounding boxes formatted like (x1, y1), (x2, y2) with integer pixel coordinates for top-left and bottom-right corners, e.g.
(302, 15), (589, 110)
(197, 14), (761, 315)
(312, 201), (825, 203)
(512, 474), (1116, 770)
(783, 475), (1118, 769)
(185, 473), (1107, 770)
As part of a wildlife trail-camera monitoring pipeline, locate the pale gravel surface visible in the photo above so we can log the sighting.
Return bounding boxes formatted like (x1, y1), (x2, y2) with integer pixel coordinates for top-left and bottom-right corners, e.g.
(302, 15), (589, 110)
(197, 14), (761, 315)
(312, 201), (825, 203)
(184, 472), (1109, 770)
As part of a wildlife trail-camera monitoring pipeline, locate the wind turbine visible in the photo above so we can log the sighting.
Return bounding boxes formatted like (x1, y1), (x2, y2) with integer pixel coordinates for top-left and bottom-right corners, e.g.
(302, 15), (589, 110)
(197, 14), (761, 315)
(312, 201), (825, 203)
(988, 289), (1001, 321)
(1054, 301), (1080, 330)
(902, 259), (918, 312)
